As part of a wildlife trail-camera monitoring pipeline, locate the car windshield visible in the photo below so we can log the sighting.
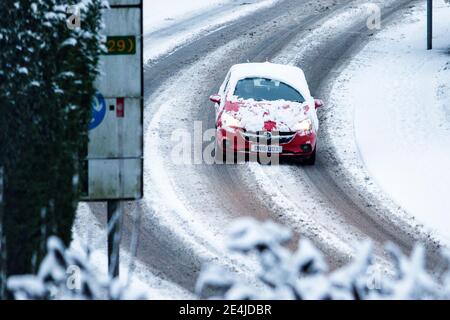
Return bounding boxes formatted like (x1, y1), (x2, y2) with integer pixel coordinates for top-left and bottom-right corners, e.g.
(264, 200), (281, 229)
(233, 77), (305, 103)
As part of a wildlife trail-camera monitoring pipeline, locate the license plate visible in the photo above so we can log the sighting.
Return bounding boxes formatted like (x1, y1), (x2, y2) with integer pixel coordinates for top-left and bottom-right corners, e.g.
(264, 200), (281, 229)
(250, 145), (283, 153)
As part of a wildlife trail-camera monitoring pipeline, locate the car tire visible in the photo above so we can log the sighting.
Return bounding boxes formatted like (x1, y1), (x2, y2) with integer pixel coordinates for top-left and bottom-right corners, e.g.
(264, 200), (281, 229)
(303, 147), (316, 166)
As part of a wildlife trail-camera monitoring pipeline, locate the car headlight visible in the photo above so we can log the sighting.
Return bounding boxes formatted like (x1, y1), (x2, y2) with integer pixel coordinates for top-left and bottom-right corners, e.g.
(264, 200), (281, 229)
(295, 118), (313, 133)
(221, 113), (241, 129)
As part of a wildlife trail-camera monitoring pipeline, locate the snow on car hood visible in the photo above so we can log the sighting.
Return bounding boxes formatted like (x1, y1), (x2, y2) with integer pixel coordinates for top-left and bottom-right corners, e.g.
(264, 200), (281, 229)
(224, 97), (312, 132)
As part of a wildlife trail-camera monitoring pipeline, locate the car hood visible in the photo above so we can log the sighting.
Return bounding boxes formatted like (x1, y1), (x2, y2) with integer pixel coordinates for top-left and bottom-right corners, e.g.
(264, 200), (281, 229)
(223, 98), (312, 132)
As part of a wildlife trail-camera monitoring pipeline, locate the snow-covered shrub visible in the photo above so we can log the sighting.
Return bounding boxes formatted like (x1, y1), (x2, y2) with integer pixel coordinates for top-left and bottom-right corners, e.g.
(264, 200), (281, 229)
(7, 220), (450, 300)
(7, 236), (148, 300)
(196, 218), (449, 300)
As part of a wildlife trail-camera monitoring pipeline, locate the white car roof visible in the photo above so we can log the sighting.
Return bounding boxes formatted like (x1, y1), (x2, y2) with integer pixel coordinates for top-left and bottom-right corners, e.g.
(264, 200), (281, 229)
(228, 62), (312, 99)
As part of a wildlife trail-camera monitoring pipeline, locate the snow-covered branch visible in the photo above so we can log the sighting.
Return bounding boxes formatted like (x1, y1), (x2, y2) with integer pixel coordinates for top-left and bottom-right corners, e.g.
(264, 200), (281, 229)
(196, 218), (450, 300)
(6, 218), (450, 300)
(7, 236), (148, 300)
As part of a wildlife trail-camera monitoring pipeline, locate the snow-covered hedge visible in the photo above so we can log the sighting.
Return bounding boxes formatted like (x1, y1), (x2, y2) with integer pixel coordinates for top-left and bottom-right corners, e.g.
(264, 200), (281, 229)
(6, 218), (450, 300)
(196, 218), (450, 300)
(0, 0), (108, 279)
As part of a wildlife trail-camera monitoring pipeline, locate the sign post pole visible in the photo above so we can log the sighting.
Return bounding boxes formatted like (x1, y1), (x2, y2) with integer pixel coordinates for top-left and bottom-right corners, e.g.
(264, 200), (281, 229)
(107, 200), (122, 278)
(427, 0), (433, 50)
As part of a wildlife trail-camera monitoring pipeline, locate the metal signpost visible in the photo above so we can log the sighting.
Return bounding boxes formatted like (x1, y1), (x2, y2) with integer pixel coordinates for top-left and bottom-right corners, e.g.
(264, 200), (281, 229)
(0, 167), (5, 298)
(428, 0), (433, 50)
(83, 0), (143, 278)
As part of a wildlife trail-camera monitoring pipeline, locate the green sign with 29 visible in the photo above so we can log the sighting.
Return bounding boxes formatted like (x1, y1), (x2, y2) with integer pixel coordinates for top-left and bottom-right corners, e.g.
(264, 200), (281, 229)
(105, 36), (136, 55)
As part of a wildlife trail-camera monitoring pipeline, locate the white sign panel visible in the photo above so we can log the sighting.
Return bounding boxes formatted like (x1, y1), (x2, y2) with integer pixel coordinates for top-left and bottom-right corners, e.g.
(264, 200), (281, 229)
(96, 8), (141, 97)
(83, 0), (143, 201)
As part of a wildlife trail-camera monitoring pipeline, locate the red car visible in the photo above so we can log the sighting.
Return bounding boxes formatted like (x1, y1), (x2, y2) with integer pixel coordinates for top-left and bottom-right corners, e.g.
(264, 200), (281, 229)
(210, 62), (323, 165)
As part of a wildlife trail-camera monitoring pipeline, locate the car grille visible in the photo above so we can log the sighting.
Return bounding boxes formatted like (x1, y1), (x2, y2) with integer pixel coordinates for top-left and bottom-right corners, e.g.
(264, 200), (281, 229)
(240, 131), (296, 144)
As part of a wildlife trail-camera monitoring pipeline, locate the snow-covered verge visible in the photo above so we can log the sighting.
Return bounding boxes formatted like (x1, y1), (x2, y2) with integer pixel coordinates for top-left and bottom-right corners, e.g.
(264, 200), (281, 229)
(327, 0), (450, 245)
(144, 0), (232, 34)
(143, 0), (279, 61)
(9, 218), (450, 300)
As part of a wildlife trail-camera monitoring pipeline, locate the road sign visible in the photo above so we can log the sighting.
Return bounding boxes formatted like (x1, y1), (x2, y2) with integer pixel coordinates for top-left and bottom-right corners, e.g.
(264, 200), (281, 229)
(89, 93), (107, 130)
(83, 0), (143, 201)
(106, 36), (137, 55)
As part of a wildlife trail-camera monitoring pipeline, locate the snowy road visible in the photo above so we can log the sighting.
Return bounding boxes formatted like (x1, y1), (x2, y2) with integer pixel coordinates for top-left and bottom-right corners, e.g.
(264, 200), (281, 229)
(79, 0), (446, 297)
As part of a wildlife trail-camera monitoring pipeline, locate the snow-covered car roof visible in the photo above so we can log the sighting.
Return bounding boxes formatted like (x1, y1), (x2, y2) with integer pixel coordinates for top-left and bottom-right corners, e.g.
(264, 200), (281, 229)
(227, 62), (312, 99)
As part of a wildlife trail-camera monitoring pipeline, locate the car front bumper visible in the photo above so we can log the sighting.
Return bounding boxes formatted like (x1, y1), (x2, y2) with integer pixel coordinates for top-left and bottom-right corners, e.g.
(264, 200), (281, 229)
(216, 128), (317, 157)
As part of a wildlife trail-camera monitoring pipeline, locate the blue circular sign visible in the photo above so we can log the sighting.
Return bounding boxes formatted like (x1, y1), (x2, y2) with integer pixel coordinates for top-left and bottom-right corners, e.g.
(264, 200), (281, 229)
(89, 93), (106, 130)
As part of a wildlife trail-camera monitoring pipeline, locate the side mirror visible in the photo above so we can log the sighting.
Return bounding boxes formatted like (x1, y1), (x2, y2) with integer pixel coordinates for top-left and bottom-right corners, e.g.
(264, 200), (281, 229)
(210, 94), (221, 104)
(314, 99), (324, 109)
